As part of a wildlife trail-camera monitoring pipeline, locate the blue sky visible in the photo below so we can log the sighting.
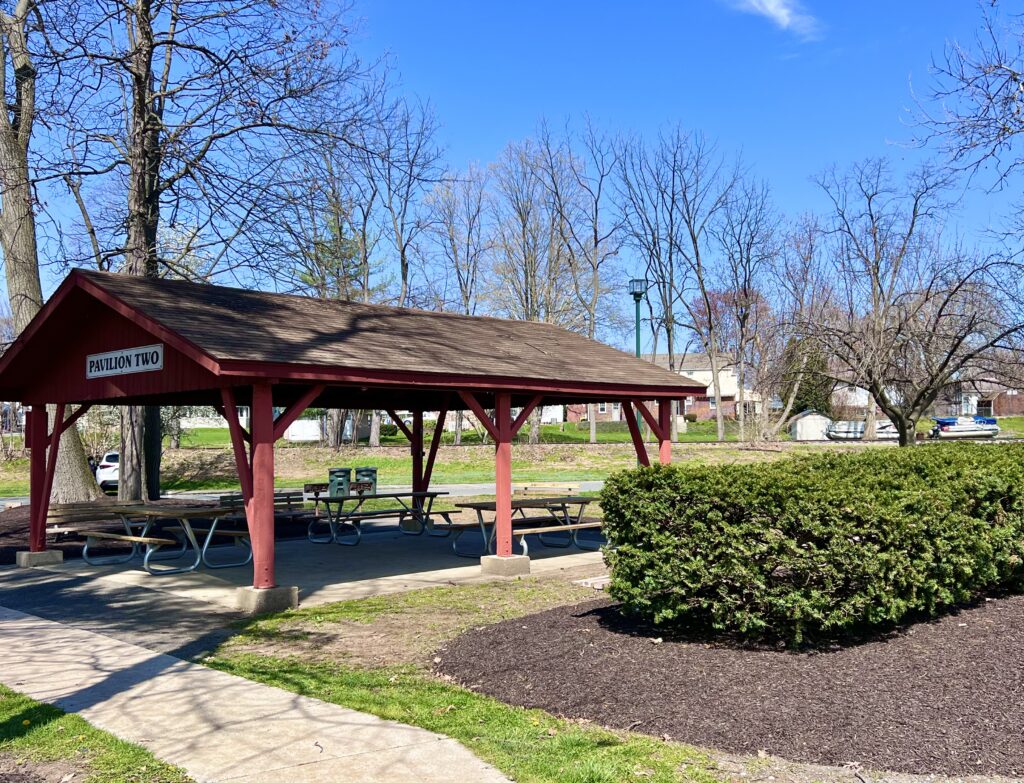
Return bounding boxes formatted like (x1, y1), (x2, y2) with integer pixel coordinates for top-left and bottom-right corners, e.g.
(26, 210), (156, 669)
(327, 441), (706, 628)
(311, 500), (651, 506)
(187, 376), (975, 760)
(347, 0), (1007, 258)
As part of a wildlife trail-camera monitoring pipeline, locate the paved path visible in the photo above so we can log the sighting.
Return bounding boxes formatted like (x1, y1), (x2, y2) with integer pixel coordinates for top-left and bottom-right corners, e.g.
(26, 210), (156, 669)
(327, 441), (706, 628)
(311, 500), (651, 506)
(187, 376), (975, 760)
(0, 605), (508, 783)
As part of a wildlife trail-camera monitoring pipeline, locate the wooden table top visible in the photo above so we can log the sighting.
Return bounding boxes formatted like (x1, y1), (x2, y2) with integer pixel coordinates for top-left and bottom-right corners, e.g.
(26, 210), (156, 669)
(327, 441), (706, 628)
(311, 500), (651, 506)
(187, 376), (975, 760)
(455, 496), (593, 511)
(116, 505), (237, 519)
(318, 491), (447, 503)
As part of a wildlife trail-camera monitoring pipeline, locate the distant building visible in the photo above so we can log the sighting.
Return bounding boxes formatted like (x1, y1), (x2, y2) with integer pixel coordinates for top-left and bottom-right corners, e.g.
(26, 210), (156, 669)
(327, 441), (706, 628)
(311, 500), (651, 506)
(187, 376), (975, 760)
(789, 409), (831, 441)
(652, 353), (757, 421)
(944, 379), (1024, 418)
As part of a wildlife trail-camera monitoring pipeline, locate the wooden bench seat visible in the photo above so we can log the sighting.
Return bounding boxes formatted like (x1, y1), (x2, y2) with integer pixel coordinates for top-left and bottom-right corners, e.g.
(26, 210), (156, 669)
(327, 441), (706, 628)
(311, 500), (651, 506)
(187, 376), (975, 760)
(511, 521), (602, 536)
(513, 482), (581, 497)
(218, 491), (310, 521)
(84, 531), (178, 547)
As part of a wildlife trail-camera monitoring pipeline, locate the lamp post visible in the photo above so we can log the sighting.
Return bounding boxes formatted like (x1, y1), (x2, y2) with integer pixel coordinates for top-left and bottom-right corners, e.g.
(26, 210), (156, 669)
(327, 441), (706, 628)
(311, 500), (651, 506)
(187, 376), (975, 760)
(628, 278), (646, 358)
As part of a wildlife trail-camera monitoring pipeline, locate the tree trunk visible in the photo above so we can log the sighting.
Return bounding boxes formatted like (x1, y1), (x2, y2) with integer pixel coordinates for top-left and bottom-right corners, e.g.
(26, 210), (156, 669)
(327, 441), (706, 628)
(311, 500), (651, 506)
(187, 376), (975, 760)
(50, 405), (102, 503)
(707, 352), (726, 442)
(0, 68), (98, 502)
(325, 409), (344, 450)
(588, 404), (596, 444)
(864, 404), (877, 441)
(529, 408), (540, 445)
(737, 360), (747, 443)
(118, 406), (145, 500)
(120, 2), (162, 501)
(897, 419), (916, 447)
(453, 411), (463, 446)
(144, 405), (161, 499)
(368, 411), (381, 447)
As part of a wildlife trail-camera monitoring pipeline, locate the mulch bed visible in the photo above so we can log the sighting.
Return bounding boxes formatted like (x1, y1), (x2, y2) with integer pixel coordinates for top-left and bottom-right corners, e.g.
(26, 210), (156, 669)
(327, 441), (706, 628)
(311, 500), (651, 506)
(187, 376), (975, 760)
(437, 596), (1024, 777)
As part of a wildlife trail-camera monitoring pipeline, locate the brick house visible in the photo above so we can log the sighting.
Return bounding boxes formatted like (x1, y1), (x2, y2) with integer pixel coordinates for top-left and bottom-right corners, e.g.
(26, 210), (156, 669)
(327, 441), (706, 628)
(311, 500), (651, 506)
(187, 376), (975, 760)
(653, 353), (757, 421)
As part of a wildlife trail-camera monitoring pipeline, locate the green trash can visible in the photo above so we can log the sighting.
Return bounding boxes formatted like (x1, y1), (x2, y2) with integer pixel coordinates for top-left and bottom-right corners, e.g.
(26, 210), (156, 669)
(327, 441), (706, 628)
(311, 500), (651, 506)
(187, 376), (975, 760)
(328, 467), (351, 498)
(353, 467), (377, 495)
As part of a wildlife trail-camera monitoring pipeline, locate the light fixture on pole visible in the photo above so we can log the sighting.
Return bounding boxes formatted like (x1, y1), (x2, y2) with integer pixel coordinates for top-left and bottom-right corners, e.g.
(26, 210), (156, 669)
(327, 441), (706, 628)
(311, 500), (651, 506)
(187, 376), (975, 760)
(628, 278), (646, 358)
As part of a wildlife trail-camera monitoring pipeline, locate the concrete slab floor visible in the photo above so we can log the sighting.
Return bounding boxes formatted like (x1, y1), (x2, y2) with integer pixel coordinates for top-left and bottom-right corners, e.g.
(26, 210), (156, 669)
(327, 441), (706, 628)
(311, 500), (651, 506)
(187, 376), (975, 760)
(32, 527), (605, 611)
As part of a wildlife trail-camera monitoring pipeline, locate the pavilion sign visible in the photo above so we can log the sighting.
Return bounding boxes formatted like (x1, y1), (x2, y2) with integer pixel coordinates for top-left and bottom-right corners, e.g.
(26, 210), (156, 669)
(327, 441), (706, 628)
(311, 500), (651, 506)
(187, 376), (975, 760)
(86, 344), (164, 379)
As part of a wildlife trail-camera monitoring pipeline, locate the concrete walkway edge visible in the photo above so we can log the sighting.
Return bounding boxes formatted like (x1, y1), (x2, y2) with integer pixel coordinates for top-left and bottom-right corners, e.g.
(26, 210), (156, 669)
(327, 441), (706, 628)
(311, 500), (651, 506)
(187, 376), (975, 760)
(0, 606), (508, 783)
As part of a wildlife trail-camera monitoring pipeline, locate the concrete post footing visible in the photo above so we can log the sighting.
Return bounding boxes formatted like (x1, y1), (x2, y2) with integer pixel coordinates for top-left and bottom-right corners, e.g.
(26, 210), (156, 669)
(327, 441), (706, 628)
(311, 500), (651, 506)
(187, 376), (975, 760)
(15, 550), (63, 568)
(480, 554), (531, 577)
(236, 585), (299, 614)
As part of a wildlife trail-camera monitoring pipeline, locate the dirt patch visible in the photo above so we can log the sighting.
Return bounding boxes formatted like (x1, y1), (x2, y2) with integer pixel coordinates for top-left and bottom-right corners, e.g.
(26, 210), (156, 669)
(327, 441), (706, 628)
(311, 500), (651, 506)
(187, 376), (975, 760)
(0, 753), (82, 782)
(225, 567), (607, 668)
(437, 595), (1024, 777)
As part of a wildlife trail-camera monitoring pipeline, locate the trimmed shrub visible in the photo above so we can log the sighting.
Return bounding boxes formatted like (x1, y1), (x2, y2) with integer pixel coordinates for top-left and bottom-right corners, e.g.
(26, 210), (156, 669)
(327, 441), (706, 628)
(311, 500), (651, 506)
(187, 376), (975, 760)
(601, 444), (1024, 646)
(683, 413), (698, 423)
(379, 423), (399, 437)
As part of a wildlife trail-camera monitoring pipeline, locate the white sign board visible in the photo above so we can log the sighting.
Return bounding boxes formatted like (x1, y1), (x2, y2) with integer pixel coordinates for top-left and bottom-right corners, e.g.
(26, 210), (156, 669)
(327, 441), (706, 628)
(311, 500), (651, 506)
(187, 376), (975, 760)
(86, 344), (164, 379)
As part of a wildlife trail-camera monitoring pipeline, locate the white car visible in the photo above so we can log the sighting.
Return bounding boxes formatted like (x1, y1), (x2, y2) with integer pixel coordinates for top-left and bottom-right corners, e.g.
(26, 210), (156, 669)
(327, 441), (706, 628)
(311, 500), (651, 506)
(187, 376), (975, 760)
(96, 451), (119, 493)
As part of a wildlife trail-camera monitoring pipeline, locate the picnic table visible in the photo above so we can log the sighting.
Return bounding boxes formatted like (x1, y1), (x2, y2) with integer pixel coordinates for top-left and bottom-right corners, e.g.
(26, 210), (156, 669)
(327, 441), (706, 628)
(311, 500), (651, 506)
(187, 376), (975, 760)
(80, 504), (241, 575)
(451, 496), (601, 557)
(307, 491), (449, 545)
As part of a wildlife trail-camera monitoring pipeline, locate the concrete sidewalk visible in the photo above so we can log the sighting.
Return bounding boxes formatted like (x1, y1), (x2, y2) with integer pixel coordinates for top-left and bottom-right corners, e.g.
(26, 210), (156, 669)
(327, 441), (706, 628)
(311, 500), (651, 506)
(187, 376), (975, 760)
(0, 606), (508, 783)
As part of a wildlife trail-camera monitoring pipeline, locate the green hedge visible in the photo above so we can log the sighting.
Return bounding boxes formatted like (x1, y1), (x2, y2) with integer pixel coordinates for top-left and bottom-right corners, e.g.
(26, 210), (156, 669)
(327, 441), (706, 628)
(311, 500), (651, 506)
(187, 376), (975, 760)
(601, 444), (1024, 646)
(575, 420), (631, 433)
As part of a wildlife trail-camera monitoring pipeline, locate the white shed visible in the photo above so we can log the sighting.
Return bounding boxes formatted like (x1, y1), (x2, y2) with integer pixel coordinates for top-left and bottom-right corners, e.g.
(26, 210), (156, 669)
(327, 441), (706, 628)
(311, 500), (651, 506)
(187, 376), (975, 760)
(789, 410), (832, 441)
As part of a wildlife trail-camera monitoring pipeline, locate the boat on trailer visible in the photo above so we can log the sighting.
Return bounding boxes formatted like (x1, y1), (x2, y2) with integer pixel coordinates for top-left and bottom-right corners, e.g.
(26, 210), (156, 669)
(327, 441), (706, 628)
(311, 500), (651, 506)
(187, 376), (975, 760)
(928, 416), (1000, 440)
(825, 420), (900, 441)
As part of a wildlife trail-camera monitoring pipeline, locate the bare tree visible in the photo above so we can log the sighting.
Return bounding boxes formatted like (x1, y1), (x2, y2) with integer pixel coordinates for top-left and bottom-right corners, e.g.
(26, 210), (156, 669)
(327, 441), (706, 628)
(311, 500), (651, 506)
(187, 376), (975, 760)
(618, 128), (737, 441)
(41, 0), (375, 498)
(0, 0), (100, 502)
(427, 165), (490, 444)
(749, 217), (830, 441)
(537, 119), (623, 443)
(807, 159), (1024, 446)
(490, 139), (580, 443)
(714, 178), (779, 441)
(927, 9), (1024, 188)
(367, 97), (442, 307)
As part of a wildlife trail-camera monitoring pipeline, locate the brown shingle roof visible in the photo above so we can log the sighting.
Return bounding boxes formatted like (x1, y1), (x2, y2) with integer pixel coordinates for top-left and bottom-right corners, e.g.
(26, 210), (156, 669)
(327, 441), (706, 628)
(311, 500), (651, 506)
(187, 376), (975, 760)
(77, 271), (698, 394)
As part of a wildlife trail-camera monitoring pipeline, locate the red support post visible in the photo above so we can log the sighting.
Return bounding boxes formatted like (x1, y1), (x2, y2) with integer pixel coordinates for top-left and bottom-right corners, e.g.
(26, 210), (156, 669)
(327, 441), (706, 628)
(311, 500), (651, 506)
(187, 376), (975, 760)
(621, 402), (651, 467)
(423, 408), (447, 488)
(249, 383), (277, 589)
(411, 410), (424, 495)
(27, 408), (48, 552)
(633, 399), (665, 441)
(34, 403), (65, 552)
(220, 388), (253, 503)
(59, 404), (92, 435)
(494, 393), (513, 557)
(384, 409), (414, 441)
(658, 399), (672, 465)
(457, 391), (499, 441)
(272, 384), (326, 441)
(510, 395), (543, 437)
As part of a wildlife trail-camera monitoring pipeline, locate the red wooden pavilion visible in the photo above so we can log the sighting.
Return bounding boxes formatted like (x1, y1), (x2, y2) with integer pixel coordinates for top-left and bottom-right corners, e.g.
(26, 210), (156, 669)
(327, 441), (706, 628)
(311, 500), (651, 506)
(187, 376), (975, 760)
(0, 271), (704, 595)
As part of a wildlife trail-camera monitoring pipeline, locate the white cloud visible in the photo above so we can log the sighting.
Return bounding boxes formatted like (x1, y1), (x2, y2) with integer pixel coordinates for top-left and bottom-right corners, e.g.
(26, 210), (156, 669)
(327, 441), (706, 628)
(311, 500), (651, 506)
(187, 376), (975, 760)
(728, 0), (822, 41)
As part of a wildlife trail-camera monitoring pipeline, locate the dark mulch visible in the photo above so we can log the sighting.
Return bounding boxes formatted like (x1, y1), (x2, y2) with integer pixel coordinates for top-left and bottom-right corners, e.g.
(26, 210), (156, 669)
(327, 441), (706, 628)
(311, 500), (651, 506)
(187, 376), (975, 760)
(437, 596), (1024, 777)
(0, 504), (91, 565)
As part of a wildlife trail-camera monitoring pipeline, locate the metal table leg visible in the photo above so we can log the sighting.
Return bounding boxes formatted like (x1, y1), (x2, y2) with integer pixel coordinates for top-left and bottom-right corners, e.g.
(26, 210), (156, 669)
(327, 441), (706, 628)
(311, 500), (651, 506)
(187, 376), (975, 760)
(200, 517), (253, 569)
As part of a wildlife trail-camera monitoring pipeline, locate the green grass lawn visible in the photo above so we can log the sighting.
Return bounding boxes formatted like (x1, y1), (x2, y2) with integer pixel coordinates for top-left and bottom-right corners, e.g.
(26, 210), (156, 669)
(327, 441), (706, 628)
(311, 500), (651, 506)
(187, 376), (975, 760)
(209, 581), (721, 783)
(0, 685), (190, 783)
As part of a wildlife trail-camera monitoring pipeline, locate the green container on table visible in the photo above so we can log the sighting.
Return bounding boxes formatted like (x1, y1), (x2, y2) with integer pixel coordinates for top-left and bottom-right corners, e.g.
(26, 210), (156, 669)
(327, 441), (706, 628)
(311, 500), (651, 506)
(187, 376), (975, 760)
(353, 467), (377, 496)
(328, 467), (352, 498)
